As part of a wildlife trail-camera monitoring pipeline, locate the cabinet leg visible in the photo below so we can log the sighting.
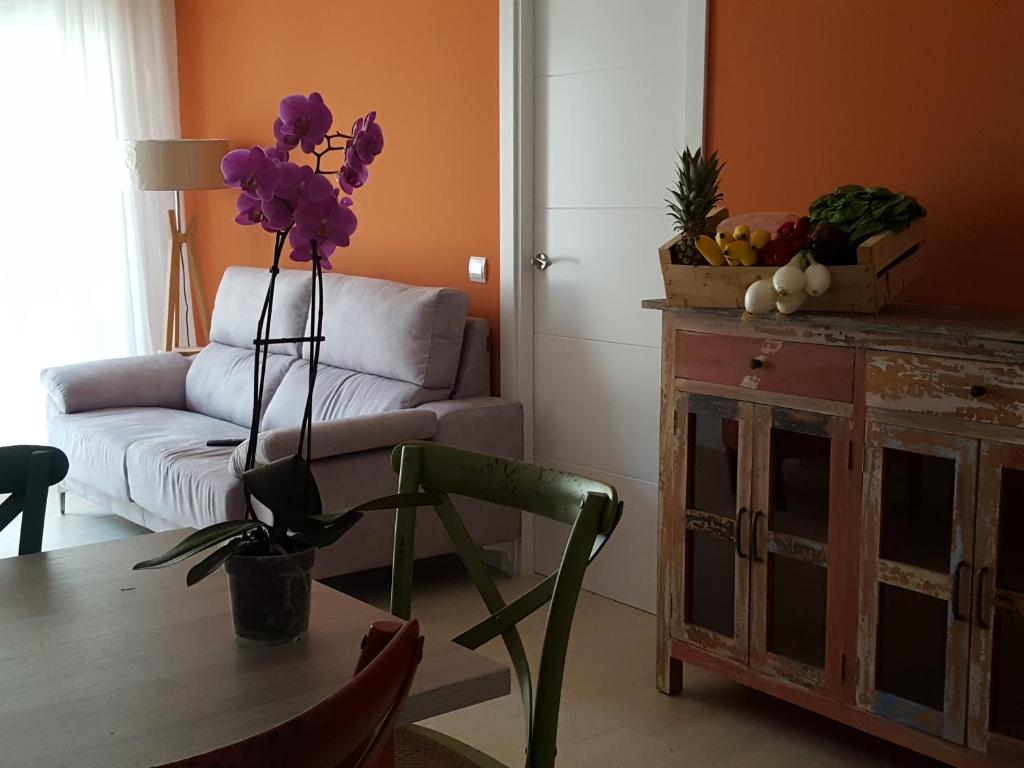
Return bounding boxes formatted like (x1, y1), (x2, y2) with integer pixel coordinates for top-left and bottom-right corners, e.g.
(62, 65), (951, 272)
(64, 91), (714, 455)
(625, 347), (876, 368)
(658, 652), (683, 695)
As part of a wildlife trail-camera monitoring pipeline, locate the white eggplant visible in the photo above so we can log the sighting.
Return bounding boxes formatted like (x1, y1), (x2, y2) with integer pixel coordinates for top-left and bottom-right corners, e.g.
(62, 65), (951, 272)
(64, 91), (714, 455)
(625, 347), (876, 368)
(776, 290), (808, 315)
(744, 278), (778, 315)
(804, 256), (832, 297)
(771, 253), (807, 296)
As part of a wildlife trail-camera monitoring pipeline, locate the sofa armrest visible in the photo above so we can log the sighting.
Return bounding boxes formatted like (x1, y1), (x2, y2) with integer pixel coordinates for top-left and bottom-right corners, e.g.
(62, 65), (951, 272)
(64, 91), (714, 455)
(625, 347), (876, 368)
(231, 408), (439, 477)
(40, 353), (192, 415)
(416, 397), (524, 459)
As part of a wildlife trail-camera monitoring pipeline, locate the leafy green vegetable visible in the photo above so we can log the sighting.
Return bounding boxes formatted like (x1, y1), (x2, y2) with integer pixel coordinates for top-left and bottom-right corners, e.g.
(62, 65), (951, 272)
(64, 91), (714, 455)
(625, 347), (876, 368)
(809, 184), (926, 246)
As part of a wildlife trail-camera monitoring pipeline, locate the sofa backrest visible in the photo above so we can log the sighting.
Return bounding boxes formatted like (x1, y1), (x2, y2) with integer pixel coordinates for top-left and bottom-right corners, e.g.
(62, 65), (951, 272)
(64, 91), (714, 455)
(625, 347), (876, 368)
(185, 267), (309, 427)
(452, 317), (491, 399)
(261, 273), (471, 429)
(307, 273), (469, 391)
(186, 267), (483, 430)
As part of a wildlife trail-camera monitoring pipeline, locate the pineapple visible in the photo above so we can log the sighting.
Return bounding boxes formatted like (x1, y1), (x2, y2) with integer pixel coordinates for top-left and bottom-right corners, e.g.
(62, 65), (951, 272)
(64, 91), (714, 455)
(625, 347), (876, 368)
(665, 148), (724, 265)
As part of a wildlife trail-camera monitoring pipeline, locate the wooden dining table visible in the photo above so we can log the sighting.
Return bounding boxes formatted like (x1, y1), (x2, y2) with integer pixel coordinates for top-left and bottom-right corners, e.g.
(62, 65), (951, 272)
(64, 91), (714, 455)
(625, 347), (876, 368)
(0, 531), (510, 767)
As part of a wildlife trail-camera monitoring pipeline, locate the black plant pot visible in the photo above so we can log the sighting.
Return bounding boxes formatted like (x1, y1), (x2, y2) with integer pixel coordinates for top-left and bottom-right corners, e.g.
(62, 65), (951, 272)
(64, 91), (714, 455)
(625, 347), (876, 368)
(225, 545), (315, 644)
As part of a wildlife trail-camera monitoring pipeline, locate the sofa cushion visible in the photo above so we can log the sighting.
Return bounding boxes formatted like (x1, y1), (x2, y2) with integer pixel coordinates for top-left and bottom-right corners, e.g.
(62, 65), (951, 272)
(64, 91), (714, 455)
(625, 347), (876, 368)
(210, 266), (311, 357)
(452, 317), (491, 399)
(48, 407), (246, 501)
(261, 361), (446, 429)
(308, 273), (469, 390)
(185, 343), (295, 428)
(127, 438), (246, 528)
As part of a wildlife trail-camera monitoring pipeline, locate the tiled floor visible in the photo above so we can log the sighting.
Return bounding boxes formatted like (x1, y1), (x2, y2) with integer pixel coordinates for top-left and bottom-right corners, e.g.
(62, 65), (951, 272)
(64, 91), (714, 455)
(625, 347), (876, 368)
(0, 491), (145, 559)
(6, 493), (942, 767)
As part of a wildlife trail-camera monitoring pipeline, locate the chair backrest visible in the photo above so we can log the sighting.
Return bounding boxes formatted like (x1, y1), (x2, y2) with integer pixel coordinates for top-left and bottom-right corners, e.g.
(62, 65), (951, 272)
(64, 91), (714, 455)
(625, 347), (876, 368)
(0, 445), (68, 556)
(158, 619), (424, 768)
(388, 441), (622, 768)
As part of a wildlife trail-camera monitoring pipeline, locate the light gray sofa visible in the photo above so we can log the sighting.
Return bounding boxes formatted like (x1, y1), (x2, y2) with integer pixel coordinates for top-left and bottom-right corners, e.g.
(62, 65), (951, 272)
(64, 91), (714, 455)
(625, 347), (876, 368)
(41, 267), (522, 577)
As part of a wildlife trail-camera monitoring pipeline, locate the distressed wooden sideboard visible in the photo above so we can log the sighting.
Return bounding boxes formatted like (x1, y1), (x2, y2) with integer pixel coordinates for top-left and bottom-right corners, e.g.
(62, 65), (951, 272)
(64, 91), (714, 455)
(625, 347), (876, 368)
(644, 300), (1024, 768)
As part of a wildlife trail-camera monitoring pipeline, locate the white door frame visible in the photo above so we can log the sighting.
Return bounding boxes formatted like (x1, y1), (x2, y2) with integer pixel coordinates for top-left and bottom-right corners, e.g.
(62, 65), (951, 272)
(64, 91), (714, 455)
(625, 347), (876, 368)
(499, 0), (536, 575)
(499, 0), (709, 577)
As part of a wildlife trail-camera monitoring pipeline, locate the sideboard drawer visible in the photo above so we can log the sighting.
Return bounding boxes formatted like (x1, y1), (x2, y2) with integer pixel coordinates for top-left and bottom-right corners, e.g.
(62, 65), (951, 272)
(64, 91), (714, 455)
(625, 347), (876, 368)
(675, 332), (856, 402)
(865, 352), (1024, 428)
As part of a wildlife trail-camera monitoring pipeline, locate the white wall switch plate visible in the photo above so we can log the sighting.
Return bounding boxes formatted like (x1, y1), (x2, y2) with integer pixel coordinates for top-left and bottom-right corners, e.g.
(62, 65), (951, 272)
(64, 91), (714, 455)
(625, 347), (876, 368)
(468, 255), (487, 283)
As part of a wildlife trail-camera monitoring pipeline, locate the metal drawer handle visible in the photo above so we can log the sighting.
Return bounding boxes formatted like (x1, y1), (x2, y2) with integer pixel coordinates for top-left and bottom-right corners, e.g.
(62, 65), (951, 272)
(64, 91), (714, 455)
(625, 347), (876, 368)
(751, 511), (765, 562)
(735, 507), (749, 559)
(976, 567), (991, 629)
(749, 358), (763, 370)
(970, 384), (987, 398)
(952, 560), (970, 622)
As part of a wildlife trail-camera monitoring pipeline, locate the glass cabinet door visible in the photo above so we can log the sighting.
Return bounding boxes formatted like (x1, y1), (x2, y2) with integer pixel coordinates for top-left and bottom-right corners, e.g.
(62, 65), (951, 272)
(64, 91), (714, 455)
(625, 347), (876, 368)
(671, 392), (752, 664)
(749, 406), (849, 692)
(857, 422), (977, 743)
(969, 441), (1024, 762)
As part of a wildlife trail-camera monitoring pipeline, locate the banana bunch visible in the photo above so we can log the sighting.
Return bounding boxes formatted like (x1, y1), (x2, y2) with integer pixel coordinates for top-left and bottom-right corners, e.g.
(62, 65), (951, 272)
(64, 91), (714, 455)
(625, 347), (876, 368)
(694, 224), (771, 267)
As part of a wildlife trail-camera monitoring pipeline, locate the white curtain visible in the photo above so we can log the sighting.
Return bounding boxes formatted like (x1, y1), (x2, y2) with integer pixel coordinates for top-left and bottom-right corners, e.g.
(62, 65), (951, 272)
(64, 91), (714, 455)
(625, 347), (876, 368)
(0, 0), (179, 445)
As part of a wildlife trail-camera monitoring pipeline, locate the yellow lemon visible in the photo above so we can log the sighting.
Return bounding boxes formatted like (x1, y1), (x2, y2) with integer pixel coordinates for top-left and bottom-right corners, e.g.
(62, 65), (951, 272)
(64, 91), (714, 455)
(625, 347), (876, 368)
(716, 231), (734, 249)
(732, 224), (751, 241)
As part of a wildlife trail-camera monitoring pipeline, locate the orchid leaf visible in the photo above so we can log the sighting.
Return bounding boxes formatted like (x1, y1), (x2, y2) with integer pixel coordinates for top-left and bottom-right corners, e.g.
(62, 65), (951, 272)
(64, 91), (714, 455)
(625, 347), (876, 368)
(132, 520), (262, 570)
(243, 454), (322, 521)
(291, 511), (365, 549)
(186, 538), (250, 586)
(306, 491), (443, 525)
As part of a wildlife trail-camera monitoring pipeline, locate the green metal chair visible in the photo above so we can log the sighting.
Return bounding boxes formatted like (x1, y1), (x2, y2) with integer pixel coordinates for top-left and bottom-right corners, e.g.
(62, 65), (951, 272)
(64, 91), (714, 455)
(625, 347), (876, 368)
(0, 445), (69, 555)
(387, 441), (622, 768)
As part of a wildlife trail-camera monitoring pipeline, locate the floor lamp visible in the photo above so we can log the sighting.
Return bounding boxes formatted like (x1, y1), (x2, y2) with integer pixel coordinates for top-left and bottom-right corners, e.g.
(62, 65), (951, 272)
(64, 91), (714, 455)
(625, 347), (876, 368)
(125, 139), (229, 352)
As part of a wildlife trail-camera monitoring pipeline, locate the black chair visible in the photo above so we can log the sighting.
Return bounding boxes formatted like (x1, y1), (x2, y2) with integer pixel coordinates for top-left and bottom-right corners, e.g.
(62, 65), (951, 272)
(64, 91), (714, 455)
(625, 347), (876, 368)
(0, 445), (69, 555)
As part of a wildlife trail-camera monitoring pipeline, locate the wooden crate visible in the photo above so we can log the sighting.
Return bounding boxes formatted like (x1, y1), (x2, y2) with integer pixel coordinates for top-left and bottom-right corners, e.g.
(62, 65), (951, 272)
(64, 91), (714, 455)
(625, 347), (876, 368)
(658, 218), (926, 313)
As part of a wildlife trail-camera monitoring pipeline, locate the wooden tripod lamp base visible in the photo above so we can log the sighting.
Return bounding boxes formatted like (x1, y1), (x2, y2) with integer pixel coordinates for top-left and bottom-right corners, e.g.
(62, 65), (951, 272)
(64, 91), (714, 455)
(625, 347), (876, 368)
(164, 208), (210, 353)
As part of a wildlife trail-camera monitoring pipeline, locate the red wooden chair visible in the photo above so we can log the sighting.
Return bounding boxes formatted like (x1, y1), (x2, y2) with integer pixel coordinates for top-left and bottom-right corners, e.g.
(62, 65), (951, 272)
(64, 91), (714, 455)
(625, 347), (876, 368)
(158, 619), (424, 768)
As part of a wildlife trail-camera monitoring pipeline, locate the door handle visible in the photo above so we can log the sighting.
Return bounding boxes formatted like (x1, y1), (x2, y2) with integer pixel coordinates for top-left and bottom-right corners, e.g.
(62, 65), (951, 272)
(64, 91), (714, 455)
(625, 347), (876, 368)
(975, 567), (991, 629)
(750, 511), (765, 562)
(952, 560), (971, 622)
(735, 507), (749, 559)
(532, 252), (551, 271)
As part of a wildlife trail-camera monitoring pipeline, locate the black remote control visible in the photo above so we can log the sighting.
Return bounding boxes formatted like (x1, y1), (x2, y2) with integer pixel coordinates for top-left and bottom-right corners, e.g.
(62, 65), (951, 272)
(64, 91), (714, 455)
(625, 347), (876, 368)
(206, 438), (245, 447)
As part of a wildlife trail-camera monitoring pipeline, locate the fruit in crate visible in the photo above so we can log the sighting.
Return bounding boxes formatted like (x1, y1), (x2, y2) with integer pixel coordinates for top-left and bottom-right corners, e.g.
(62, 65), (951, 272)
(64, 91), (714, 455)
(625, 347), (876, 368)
(749, 229), (771, 250)
(724, 240), (758, 267)
(716, 231), (734, 249)
(763, 217), (810, 266)
(695, 235), (725, 266)
(732, 224), (750, 241)
(808, 222), (848, 265)
(665, 148), (724, 265)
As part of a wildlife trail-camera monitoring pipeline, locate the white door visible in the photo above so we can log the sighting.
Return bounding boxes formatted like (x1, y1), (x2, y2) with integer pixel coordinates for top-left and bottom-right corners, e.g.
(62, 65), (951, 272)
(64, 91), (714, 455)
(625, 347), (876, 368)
(527, 0), (707, 611)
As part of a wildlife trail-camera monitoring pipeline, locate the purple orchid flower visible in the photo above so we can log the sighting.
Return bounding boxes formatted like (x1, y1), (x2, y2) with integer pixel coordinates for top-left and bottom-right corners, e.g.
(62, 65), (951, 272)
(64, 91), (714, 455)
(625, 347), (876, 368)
(265, 144), (289, 162)
(337, 149), (369, 194)
(259, 163), (336, 231)
(277, 92), (333, 154)
(260, 197), (294, 232)
(221, 147), (280, 201)
(288, 196), (358, 270)
(234, 193), (276, 232)
(273, 118), (299, 153)
(275, 162), (334, 206)
(350, 111), (384, 165)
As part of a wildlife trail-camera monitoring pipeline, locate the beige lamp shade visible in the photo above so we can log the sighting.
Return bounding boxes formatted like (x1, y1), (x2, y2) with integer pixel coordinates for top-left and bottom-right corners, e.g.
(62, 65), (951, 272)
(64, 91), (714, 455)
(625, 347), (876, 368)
(124, 139), (229, 191)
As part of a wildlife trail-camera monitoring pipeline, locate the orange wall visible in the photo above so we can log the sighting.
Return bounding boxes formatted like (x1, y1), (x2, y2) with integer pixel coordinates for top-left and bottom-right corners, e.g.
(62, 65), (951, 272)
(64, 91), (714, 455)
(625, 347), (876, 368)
(706, 0), (1024, 313)
(175, 0), (500, 381)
